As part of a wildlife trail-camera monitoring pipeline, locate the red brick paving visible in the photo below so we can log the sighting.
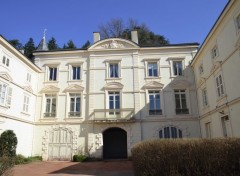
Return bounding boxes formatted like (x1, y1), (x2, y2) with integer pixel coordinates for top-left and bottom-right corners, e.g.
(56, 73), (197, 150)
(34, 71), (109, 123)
(13, 160), (134, 176)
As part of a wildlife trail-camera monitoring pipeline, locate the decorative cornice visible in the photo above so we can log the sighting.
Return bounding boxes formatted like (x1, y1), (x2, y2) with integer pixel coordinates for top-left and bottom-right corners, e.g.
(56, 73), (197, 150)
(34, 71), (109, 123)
(142, 81), (164, 90)
(63, 84), (84, 92)
(40, 85), (60, 93)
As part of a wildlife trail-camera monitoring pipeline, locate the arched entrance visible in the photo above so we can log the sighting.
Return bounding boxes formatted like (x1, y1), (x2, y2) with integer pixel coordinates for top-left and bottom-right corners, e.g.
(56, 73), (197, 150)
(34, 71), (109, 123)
(48, 128), (73, 160)
(103, 127), (127, 159)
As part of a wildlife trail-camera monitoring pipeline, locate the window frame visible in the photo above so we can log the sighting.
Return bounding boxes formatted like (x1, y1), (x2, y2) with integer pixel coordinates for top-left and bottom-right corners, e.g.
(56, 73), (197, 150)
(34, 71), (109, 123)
(105, 60), (121, 79)
(68, 63), (83, 81)
(108, 91), (120, 115)
(0, 81), (12, 107)
(202, 88), (208, 107)
(215, 73), (225, 98)
(169, 58), (185, 77)
(69, 93), (81, 117)
(148, 90), (162, 115)
(22, 94), (30, 113)
(174, 89), (189, 115)
(2, 56), (10, 67)
(159, 126), (183, 139)
(45, 64), (59, 82)
(144, 59), (161, 79)
(199, 64), (204, 75)
(211, 45), (219, 59)
(44, 94), (57, 118)
(205, 122), (212, 138)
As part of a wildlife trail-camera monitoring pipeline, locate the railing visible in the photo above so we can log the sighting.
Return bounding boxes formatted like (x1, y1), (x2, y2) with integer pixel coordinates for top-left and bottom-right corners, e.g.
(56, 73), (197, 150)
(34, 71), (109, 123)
(93, 108), (134, 121)
(176, 108), (189, 114)
(68, 111), (81, 117)
(44, 112), (56, 117)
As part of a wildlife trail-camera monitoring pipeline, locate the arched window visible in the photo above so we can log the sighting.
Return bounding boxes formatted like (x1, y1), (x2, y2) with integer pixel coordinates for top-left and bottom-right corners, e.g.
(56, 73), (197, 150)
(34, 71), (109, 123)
(159, 126), (182, 139)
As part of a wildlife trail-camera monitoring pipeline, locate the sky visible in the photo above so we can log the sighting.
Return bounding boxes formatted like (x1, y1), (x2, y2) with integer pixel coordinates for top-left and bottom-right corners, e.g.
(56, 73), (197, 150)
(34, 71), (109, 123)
(0, 0), (228, 48)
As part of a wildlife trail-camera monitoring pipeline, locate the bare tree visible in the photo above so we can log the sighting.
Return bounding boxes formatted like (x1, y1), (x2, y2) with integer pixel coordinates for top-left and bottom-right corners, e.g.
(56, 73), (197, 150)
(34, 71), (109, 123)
(99, 18), (125, 38)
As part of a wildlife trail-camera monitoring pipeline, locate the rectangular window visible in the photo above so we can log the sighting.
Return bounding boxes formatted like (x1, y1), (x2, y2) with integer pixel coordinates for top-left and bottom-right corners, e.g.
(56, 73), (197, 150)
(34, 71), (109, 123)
(0, 83), (7, 105)
(222, 116), (231, 137)
(72, 66), (81, 80)
(49, 67), (57, 81)
(69, 94), (81, 117)
(109, 92), (120, 115)
(148, 90), (162, 115)
(199, 64), (204, 75)
(211, 45), (218, 59)
(2, 56), (9, 67)
(174, 90), (188, 114)
(205, 122), (211, 138)
(148, 62), (158, 77)
(216, 74), (224, 97)
(45, 94), (57, 117)
(27, 73), (31, 82)
(109, 63), (119, 78)
(237, 14), (240, 30)
(23, 95), (30, 113)
(202, 88), (208, 107)
(173, 61), (183, 76)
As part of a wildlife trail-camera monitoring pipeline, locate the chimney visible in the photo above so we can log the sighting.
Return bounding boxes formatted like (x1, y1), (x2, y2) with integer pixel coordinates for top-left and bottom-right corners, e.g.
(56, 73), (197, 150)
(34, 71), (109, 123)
(131, 30), (138, 44)
(93, 32), (100, 43)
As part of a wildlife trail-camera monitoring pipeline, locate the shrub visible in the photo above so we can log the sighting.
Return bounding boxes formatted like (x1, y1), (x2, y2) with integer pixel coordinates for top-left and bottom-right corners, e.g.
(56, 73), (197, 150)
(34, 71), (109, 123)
(0, 156), (14, 176)
(0, 130), (18, 157)
(72, 155), (87, 162)
(15, 155), (42, 165)
(131, 138), (240, 176)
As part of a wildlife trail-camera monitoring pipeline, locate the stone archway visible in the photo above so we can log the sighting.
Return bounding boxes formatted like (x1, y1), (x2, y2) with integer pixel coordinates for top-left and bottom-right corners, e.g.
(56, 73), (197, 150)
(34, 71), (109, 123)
(103, 127), (127, 159)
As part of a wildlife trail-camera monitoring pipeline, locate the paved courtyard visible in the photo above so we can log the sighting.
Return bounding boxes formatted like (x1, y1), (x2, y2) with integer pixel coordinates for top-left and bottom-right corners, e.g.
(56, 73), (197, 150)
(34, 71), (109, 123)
(13, 160), (134, 176)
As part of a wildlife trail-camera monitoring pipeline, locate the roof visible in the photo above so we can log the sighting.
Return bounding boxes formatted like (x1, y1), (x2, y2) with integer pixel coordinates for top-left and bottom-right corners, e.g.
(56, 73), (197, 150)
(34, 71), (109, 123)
(36, 36), (49, 51)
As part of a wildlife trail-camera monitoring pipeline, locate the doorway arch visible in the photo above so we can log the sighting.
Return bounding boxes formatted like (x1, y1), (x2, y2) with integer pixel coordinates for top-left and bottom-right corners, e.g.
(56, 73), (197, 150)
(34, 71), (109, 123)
(103, 127), (127, 159)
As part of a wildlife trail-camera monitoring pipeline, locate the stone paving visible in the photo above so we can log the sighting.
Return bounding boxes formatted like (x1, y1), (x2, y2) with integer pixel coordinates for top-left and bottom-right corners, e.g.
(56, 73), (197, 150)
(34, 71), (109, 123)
(13, 160), (134, 176)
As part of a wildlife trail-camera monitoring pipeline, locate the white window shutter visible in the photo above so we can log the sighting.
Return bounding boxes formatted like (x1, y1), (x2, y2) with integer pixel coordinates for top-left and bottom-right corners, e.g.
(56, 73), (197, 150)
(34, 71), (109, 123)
(7, 87), (12, 106)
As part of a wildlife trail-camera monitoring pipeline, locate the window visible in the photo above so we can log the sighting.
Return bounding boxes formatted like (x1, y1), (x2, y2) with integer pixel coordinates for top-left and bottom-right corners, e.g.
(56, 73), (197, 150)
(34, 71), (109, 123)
(0, 82), (12, 107)
(222, 116), (231, 137)
(45, 94), (57, 117)
(199, 64), (204, 75)
(236, 14), (240, 30)
(48, 67), (57, 81)
(211, 45), (219, 59)
(202, 88), (208, 107)
(72, 66), (81, 80)
(27, 73), (31, 83)
(148, 62), (158, 77)
(216, 74), (224, 97)
(159, 126), (182, 139)
(23, 95), (30, 113)
(205, 122), (211, 138)
(109, 63), (119, 78)
(174, 90), (188, 114)
(2, 56), (9, 67)
(173, 61), (183, 76)
(148, 90), (162, 115)
(109, 92), (120, 115)
(69, 94), (81, 117)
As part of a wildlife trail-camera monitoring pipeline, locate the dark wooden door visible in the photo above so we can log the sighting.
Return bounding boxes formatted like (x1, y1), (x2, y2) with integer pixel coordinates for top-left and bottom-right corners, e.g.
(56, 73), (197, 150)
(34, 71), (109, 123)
(103, 128), (127, 159)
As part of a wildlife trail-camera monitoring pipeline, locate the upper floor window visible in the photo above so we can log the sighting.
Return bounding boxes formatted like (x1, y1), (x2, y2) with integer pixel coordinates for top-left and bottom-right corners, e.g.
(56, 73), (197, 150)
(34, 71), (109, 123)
(216, 74), (224, 97)
(148, 90), (162, 115)
(0, 82), (12, 107)
(221, 116), (231, 138)
(159, 126), (182, 139)
(49, 67), (57, 81)
(148, 62), (158, 77)
(202, 88), (208, 107)
(109, 92), (120, 115)
(211, 45), (219, 59)
(173, 61), (183, 76)
(72, 66), (81, 80)
(45, 94), (57, 117)
(109, 63), (119, 78)
(199, 64), (204, 75)
(27, 73), (31, 83)
(2, 56), (10, 67)
(23, 94), (30, 113)
(205, 122), (211, 138)
(69, 93), (81, 117)
(174, 90), (188, 114)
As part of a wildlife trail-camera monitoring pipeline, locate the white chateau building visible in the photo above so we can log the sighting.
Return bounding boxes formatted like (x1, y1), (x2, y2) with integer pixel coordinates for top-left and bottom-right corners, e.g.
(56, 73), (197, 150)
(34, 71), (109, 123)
(0, 0), (239, 161)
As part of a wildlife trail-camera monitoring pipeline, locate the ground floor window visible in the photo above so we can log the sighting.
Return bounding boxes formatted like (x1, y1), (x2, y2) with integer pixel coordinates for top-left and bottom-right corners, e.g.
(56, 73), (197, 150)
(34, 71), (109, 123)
(159, 126), (182, 139)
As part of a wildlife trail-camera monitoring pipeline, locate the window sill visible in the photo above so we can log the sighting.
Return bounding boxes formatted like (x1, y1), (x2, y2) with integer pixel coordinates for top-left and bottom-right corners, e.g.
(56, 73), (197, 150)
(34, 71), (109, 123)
(216, 94), (227, 102)
(64, 117), (83, 120)
(105, 77), (122, 81)
(170, 75), (184, 78)
(44, 81), (59, 84)
(68, 80), (83, 83)
(0, 104), (9, 109)
(145, 76), (161, 80)
(21, 111), (30, 116)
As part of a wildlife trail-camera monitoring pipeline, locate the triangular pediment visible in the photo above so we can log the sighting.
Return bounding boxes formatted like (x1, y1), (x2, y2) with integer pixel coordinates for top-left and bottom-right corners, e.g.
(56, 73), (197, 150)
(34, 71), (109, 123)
(0, 72), (12, 82)
(210, 61), (222, 73)
(89, 38), (139, 50)
(143, 81), (164, 90)
(40, 85), (60, 93)
(103, 82), (124, 90)
(23, 86), (33, 93)
(170, 80), (190, 89)
(63, 84), (84, 92)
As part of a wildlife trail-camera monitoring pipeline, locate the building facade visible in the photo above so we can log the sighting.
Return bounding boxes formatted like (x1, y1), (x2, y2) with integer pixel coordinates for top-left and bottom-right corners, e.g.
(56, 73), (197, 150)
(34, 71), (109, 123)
(191, 0), (240, 138)
(0, 0), (239, 161)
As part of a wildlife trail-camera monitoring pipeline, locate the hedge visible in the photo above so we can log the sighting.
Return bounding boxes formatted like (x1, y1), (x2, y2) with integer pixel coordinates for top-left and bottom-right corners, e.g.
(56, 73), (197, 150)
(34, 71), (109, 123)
(131, 138), (240, 176)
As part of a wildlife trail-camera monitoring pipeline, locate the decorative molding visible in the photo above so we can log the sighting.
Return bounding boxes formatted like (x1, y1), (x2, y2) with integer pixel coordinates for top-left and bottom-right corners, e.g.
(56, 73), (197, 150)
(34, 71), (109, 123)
(63, 84), (84, 93)
(0, 72), (13, 82)
(142, 81), (164, 90)
(103, 82), (124, 90)
(210, 61), (222, 74)
(169, 79), (190, 89)
(23, 85), (33, 93)
(197, 77), (206, 88)
(40, 85), (60, 93)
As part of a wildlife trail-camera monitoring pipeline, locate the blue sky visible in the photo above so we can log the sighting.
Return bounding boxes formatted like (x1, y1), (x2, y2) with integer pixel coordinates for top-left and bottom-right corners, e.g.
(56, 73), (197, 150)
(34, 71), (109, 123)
(0, 0), (228, 48)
